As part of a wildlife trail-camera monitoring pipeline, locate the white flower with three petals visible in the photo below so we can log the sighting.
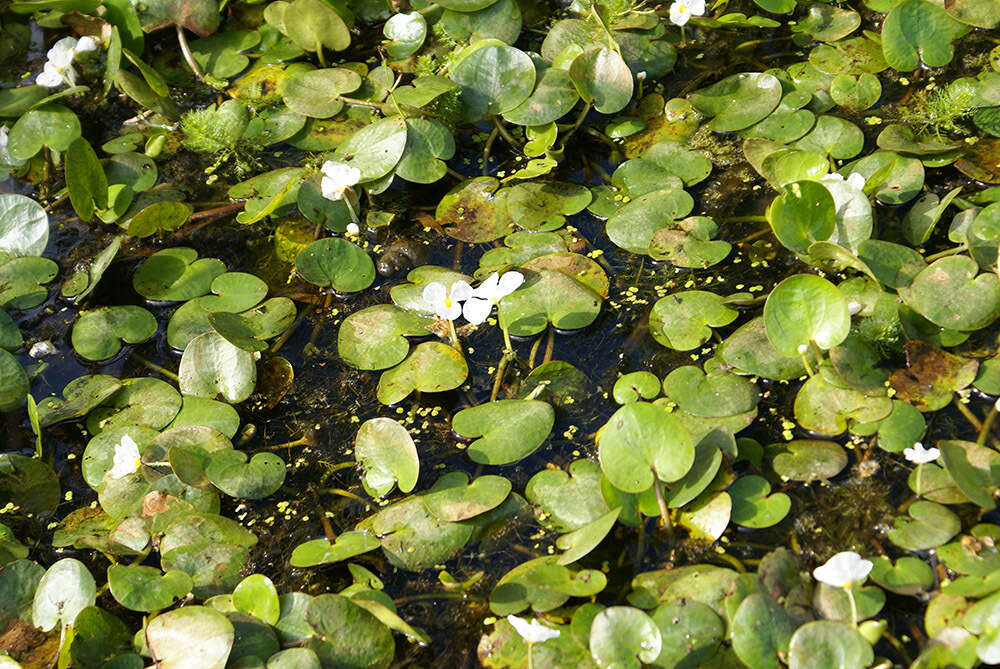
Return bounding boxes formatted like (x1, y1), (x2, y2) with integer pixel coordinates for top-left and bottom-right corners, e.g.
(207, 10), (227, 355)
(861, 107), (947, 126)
(107, 434), (142, 480)
(669, 0), (704, 26)
(462, 271), (524, 325)
(507, 615), (560, 644)
(320, 160), (361, 202)
(813, 551), (873, 588)
(904, 442), (940, 464)
(423, 280), (472, 321)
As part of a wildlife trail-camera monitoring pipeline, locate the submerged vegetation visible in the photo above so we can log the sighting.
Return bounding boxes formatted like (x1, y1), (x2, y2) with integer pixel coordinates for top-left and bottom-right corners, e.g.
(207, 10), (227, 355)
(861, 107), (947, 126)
(1, 0), (1000, 666)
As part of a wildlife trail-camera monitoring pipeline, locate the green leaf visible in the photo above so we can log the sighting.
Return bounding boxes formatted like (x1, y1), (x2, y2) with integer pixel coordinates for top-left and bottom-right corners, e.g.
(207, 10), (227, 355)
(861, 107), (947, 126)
(452, 44), (535, 119)
(31, 558), (96, 632)
(906, 256), (1000, 331)
(304, 594), (394, 668)
(37, 375), (123, 427)
(0, 194), (48, 259)
(71, 306), (157, 361)
(597, 402), (694, 493)
(232, 573), (280, 625)
(295, 238), (375, 292)
(65, 138), (108, 222)
(133, 247), (226, 301)
(728, 475), (790, 528)
(649, 291), (739, 351)
(453, 399), (555, 465)
(333, 116), (407, 183)
(376, 341), (468, 405)
(178, 332), (257, 403)
(137, 0), (220, 35)
(107, 564), (192, 612)
(337, 304), (432, 370)
(569, 47), (633, 115)
(290, 532), (380, 567)
(146, 607), (234, 669)
(354, 417), (419, 498)
(526, 459), (611, 532)
(731, 593), (795, 669)
(497, 269), (602, 336)
(589, 606), (661, 668)
(881, 0), (968, 71)
(787, 621), (873, 669)
(205, 450), (285, 499)
(767, 180), (836, 256)
(280, 68), (362, 118)
(7, 104), (81, 160)
(689, 73), (782, 132)
(764, 274), (851, 356)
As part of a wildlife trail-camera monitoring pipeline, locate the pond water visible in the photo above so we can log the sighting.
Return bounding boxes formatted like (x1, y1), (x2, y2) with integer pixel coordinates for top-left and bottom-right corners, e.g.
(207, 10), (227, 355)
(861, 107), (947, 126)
(2, 0), (1000, 667)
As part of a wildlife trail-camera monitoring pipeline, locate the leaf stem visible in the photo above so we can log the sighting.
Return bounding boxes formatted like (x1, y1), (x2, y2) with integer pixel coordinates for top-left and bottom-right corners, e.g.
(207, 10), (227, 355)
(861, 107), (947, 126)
(482, 126), (499, 175)
(491, 116), (522, 153)
(924, 244), (967, 262)
(978, 402), (999, 448)
(561, 101), (593, 148)
(650, 469), (674, 540)
(175, 24), (207, 83)
(130, 353), (179, 382)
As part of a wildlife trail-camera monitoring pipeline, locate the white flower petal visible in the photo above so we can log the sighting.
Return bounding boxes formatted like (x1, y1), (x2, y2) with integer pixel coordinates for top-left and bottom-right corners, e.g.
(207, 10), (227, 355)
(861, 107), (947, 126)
(321, 175), (345, 201)
(813, 551), (872, 588)
(422, 281), (447, 305)
(438, 300), (462, 321)
(449, 280), (473, 303)
(463, 297), (493, 325)
(36, 63), (64, 88)
(689, 0), (706, 15)
(495, 271), (524, 298)
(473, 272), (501, 301)
(345, 222), (360, 235)
(508, 615), (560, 644)
(47, 38), (77, 68)
(74, 36), (99, 54)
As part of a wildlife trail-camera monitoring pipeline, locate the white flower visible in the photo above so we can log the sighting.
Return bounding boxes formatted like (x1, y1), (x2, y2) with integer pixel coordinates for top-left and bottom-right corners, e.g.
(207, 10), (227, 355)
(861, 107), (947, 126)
(995, 397), (1000, 412)
(797, 344), (809, 354)
(423, 280), (472, 321)
(0, 126), (8, 150)
(813, 551), (873, 588)
(637, 71), (647, 81)
(507, 615), (560, 644)
(669, 0), (704, 25)
(320, 160), (361, 201)
(904, 442), (940, 465)
(107, 435), (142, 480)
(345, 222), (360, 235)
(37, 36), (101, 88)
(463, 271), (524, 325)
(847, 300), (862, 315)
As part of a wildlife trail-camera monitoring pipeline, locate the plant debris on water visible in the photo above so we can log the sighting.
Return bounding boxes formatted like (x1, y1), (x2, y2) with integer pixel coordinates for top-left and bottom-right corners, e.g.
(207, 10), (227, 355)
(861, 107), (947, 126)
(2, 0), (1000, 667)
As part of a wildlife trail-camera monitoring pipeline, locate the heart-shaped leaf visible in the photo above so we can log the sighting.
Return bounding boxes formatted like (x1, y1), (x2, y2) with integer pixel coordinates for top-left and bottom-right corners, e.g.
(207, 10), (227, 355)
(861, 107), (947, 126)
(107, 564), (192, 612)
(295, 238), (375, 292)
(133, 247), (226, 302)
(649, 291), (739, 351)
(338, 304), (432, 370)
(178, 332), (257, 403)
(204, 451), (284, 499)
(71, 306), (157, 361)
(422, 472), (512, 521)
(728, 475), (790, 528)
(354, 417), (419, 498)
(598, 402), (694, 493)
(453, 399), (555, 465)
(290, 532), (380, 568)
(32, 558), (96, 632)
(146, 606), (234, 669)
(376, 341), (468, 405)
(764, 274), (851, 356)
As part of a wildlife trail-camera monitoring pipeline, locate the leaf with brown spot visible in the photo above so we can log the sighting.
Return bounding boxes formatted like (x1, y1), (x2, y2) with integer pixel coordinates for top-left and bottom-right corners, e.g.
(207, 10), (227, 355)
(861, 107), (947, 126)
(436, 177), (512, 242)
(889, 341), (978, 411)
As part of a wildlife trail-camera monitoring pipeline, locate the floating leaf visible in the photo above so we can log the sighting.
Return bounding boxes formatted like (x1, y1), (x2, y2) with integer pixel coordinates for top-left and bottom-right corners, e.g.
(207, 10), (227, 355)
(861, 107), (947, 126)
(133, 247), (226, 302)
(452, 44), (535, 118)
(764, 274), (850, 356)
(589, 606), (661, 669)
(290, 532), (380, 568)
(728, 475), (790, 528)
(649, 291), (739, 351)
(376, 341), (468, 405)
(146, 606), (234, 669)
(598, 402), (694, 493)
(178, 332), (257, 403)
(71, 306), (157, 361)
(526, 459), (610, 532)
(881, 0), (968, 71)
(32, 558), (96, 632)
(205, 451), (284, 499)
(422, 472), (512, 521)
(354, 417), (419, 498)
(108, 564), (192, 612)
(453, 399), (555, 465)
(295, 238), (375, 292)
(338, 305), (431, 370)
(689, 73), (782, 132)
